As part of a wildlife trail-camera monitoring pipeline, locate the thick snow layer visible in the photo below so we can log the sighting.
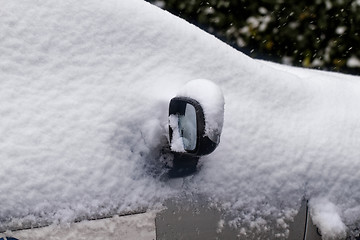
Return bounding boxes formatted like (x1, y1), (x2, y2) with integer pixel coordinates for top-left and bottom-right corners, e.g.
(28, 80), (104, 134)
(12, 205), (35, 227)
(1, 0), (360, 237)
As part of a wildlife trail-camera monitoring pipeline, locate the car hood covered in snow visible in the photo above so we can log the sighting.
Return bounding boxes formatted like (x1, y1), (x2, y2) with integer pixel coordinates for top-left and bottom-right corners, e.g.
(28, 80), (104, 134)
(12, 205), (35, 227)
(1, 0), (360, 238)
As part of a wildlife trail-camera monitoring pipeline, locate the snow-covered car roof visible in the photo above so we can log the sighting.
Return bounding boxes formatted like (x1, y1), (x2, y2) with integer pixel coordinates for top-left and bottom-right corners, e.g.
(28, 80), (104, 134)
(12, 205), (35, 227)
(1, 0), (360, 238)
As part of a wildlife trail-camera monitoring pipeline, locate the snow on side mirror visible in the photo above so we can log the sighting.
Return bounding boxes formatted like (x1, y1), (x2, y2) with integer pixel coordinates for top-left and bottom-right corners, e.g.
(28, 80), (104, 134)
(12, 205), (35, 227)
(168, 79), (224, 159)
(169, 97), (218, 156)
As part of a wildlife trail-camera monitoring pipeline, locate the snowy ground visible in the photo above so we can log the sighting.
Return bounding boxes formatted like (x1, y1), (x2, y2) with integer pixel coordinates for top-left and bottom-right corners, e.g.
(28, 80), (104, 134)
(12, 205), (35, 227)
(1, 0), (360, 238)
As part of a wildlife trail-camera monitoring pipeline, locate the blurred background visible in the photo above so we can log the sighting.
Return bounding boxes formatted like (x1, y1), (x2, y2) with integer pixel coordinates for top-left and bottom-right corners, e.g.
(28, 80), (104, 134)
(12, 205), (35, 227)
(147, 0), (360, 75)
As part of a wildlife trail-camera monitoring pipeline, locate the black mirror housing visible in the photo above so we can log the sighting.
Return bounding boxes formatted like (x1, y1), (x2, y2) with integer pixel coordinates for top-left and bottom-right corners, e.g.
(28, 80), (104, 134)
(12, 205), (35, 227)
(166, 79), (224, 177)
(169, 97), (219, 157)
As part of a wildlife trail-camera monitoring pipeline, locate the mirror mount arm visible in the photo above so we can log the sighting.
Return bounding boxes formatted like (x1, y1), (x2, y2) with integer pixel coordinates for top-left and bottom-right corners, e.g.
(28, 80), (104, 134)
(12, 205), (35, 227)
(168, 153), (199, 178)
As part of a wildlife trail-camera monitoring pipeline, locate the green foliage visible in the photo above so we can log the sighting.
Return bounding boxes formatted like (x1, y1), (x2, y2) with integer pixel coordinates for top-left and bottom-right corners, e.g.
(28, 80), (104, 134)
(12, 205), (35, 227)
(148, 0), (360, 75)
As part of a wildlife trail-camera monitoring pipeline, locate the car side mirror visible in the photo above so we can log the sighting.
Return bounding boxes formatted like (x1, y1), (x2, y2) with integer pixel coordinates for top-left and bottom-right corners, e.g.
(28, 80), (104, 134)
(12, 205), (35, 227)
(167, 79), (224, 177)
(169, 97), (219, 156)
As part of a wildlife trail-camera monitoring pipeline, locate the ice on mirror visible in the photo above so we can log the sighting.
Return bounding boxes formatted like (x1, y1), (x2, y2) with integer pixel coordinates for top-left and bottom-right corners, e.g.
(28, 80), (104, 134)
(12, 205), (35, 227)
(178, 103), (197, 151)
(169, 103), (197, 152)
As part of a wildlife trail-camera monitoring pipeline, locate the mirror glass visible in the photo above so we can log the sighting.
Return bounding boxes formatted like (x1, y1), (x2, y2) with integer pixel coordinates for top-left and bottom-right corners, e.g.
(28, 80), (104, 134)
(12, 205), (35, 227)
(178, 103), (197, 151)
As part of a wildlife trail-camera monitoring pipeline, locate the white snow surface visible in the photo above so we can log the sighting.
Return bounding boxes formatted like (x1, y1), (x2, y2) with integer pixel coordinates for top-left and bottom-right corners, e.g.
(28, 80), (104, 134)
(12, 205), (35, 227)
(168, 115), (185, 152)
(309, 198), (347, 240)
(1, 0), (360, 236)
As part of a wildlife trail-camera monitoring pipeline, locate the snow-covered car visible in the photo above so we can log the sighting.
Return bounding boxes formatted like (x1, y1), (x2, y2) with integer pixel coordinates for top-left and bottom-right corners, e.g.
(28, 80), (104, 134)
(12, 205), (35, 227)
(1, 0), (360, 239)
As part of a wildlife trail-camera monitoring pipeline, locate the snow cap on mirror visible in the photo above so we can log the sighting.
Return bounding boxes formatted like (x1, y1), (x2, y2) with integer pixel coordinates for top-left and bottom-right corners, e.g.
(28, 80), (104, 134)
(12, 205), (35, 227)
(176, 79), (224, 144)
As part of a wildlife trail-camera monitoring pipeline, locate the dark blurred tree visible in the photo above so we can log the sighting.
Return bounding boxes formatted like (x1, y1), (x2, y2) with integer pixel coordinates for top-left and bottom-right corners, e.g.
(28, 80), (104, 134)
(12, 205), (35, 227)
(147, 0), (360, 75)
